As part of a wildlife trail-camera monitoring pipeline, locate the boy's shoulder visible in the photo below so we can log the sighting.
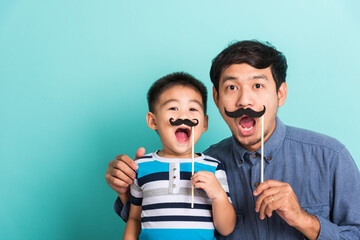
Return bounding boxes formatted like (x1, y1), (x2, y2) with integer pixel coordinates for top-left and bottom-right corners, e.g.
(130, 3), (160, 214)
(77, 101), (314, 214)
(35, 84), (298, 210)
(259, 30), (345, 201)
(135, 152), (155, 163)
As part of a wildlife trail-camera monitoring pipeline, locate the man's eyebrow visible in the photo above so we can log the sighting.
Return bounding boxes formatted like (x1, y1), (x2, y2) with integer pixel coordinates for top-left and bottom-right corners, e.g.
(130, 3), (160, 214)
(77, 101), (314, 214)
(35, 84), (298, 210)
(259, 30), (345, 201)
(252, 74), (268, 80)
(221, 76), (237, 83)
(221, 74), (268, 83)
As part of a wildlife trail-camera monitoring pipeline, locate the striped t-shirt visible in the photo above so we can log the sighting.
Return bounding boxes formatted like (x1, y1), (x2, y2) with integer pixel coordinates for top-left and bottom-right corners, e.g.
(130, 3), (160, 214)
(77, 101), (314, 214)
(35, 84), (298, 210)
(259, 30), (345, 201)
(130, 152), (231, 240)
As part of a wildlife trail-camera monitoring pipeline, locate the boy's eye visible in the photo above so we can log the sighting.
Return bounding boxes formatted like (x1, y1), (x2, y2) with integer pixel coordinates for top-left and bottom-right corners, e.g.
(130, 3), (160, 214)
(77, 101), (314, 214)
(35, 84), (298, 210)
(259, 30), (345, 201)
(189, 108), (198, 112)
(227, 85), (237, 91)
(169, 107), (178, 111)
(254, 84), (262, 89)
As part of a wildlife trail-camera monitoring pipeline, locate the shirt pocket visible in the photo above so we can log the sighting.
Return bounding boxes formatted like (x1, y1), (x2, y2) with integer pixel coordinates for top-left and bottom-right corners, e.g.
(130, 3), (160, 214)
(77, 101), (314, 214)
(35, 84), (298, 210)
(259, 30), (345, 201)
(302, 203), (330, 219)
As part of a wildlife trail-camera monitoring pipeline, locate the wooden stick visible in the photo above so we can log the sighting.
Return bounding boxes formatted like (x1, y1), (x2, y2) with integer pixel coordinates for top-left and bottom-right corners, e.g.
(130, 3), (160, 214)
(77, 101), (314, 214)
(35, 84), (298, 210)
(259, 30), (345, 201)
(191, 126), (195, 208)
(261, 115), (264, 183)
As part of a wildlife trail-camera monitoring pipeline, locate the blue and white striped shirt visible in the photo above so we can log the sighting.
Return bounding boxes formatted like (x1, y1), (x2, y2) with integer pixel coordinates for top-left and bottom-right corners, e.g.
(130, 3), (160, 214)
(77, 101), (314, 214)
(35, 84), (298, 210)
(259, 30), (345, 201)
(130, 152), (231, 240)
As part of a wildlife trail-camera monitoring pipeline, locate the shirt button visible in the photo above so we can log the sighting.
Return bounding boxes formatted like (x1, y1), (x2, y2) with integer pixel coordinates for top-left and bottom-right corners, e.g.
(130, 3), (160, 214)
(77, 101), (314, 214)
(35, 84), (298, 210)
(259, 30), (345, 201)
(173, 176), (176, 179)
(172, 184), (176, 188)
(252, 154), (257, 159)
(173, 168), (177, 171)
(254, 182), (260, 187)
(267, 157), (272, 161)
(238, 159), (243, 164)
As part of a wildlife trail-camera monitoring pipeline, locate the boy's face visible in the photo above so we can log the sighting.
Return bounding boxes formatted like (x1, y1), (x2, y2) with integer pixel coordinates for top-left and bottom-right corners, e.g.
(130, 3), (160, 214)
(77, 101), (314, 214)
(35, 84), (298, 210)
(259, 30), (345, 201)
(147, 85), (208, 158)
(213, 63), (287, 152)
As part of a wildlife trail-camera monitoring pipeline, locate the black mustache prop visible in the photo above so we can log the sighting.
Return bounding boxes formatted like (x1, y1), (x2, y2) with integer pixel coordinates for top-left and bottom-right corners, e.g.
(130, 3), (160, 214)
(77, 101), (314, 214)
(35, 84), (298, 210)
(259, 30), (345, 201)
(224, 105), (266, 118)
(169, 118), (199, 127)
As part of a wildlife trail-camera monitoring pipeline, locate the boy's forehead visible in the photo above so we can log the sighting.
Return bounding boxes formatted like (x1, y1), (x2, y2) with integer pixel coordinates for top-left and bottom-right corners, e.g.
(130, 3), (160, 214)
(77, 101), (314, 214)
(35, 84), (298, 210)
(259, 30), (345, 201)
(156, 85), (204, 106)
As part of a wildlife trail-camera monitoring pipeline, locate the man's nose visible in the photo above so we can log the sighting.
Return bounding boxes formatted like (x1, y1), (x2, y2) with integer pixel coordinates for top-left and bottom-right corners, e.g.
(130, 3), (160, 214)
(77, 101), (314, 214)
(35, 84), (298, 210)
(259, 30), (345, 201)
(236, 87), (254, 108)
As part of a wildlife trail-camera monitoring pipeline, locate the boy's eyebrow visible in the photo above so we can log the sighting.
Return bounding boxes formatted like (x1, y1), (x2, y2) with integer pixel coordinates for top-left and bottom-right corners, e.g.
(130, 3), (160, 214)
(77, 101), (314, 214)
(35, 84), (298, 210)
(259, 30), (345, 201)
(190, 99), (204, 108)
(162, 99), (179, 107)
(162, 99), (204, 108)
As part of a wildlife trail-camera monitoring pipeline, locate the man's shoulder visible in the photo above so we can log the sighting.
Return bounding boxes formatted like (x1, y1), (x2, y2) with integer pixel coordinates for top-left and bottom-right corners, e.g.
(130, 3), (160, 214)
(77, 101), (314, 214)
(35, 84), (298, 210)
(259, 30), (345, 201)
(204, 137), (233, 157)
(285, 125), (345, 153)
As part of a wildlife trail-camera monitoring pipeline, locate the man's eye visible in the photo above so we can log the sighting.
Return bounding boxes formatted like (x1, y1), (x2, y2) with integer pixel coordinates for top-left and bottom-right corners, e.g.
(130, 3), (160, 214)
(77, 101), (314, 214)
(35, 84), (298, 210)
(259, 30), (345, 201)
(227, 85), (237, 90)
(254, 84), (262, 89)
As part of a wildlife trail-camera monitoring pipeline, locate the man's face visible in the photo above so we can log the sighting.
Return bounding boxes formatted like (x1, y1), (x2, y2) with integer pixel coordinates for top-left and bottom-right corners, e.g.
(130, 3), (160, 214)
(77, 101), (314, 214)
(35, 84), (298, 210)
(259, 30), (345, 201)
(213, 63), (287, 152)
(147, 85), (208, 158)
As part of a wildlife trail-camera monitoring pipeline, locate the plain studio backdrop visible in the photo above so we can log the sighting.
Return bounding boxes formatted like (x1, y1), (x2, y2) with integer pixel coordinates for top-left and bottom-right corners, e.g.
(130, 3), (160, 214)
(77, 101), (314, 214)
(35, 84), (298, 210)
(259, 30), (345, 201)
(1, 1), (359, 239)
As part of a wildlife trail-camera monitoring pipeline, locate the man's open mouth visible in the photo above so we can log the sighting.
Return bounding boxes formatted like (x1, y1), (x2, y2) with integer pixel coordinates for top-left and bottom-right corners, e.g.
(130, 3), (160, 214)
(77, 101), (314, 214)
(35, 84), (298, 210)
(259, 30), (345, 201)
(175, 127), (191, 143)
(239, 116), (256, 133)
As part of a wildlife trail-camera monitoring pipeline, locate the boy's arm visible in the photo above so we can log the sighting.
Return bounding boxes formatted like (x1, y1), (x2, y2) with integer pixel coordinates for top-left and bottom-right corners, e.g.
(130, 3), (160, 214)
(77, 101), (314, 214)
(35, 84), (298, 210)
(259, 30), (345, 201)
(122, 204), (142, 240)
(191, 171), (236, 236)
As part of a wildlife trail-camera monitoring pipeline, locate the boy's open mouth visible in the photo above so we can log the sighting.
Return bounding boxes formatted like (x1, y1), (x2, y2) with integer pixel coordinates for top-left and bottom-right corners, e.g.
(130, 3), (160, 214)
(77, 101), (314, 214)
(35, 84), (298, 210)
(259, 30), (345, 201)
(175, 127), (191, 143)
(238, 116), (256, 135)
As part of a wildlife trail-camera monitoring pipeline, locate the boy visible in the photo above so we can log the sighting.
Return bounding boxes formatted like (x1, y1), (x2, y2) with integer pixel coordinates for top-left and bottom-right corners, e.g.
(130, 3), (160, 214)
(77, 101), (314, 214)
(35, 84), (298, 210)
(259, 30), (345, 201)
(122, 72), (236, 240)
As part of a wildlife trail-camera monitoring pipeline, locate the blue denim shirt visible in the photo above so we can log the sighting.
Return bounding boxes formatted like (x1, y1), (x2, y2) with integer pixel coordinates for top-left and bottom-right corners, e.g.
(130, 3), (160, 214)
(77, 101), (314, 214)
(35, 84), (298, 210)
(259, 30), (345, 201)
(115, 118), (360, 239)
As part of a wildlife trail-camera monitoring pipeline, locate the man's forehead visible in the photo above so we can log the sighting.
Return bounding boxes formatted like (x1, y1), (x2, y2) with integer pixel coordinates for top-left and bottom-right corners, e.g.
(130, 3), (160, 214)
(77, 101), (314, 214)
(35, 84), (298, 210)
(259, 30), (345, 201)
(220, 64), (273, 83)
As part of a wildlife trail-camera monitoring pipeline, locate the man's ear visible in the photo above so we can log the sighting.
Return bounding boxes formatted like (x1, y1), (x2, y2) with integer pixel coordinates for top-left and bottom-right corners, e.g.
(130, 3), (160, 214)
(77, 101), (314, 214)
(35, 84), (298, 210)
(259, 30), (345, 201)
(212, 86), (219, 108)
(202, 115), (209, 133)
(146, 112), (157, 130)
(277, 82), (287, 107)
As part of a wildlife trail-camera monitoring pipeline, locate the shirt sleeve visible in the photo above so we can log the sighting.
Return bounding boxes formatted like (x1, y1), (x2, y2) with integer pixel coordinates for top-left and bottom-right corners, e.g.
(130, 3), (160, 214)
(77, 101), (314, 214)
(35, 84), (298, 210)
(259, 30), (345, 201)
(129, 178), (143, 206)
(316, 147), (360, 239)
(113, 178), (142, 222)
(114, 196), (130, 222)
(215, 162), (232, 203)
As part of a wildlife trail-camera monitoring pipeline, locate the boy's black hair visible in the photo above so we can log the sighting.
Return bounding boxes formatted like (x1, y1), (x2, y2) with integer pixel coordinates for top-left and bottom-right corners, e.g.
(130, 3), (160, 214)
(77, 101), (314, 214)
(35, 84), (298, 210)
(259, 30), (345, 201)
(210, 40), (288, 92)
(147, 72), (207, 114)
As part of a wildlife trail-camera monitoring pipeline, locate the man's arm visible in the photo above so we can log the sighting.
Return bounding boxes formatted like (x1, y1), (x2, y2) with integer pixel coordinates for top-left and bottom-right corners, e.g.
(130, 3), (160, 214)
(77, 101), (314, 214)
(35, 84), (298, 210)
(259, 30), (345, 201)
(105, 148), (145, 220)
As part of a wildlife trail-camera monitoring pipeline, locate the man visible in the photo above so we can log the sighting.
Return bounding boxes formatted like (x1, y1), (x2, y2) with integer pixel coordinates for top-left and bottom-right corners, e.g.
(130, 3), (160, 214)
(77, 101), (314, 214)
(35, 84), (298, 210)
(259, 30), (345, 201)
(106, 40), (360, 239)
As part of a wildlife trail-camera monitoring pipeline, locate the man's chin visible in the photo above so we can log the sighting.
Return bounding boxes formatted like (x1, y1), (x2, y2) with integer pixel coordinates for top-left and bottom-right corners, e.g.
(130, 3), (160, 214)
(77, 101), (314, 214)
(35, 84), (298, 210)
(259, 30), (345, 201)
(234, 135), (261, 150)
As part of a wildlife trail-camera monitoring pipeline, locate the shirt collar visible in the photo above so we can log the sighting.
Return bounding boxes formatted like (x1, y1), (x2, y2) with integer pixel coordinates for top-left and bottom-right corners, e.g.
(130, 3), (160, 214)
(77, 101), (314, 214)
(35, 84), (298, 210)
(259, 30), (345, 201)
(232, 117), (286, 166)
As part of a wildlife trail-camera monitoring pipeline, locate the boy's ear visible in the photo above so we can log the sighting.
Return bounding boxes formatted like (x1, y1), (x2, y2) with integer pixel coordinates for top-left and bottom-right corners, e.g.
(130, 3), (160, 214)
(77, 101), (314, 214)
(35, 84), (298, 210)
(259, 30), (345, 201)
(202, 115), (209, 133)
(146, 112), (157, 130)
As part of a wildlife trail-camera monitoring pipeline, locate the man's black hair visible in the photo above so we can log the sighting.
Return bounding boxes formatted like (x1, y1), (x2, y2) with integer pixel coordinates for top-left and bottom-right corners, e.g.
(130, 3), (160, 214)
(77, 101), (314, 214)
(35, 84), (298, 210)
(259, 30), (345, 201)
(210, 40), (287, 92)
(147, 72), (207, 114)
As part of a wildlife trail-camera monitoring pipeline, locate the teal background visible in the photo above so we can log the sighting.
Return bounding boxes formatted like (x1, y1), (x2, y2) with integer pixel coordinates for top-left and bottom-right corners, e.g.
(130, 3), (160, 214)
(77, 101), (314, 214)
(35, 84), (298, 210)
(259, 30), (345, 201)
(1, 1), (359, 239)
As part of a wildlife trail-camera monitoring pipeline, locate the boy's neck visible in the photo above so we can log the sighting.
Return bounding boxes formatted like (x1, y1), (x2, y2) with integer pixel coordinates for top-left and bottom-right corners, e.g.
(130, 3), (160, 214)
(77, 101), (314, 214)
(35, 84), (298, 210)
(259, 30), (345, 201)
(157, 150), (200, 159)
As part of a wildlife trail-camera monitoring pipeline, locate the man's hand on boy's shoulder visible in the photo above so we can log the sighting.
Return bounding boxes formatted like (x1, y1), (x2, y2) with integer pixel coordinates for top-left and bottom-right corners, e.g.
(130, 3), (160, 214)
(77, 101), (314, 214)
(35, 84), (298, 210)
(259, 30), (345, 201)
(105, 148), (145, 202)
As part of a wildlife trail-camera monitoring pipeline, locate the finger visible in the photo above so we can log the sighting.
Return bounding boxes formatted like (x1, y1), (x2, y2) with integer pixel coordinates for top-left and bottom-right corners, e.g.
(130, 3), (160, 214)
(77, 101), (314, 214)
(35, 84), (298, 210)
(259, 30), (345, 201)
(135, 147), (146, 160)
(194, 182), (206, 190)
(110, 176), (131, 193)
(105, 172), (130, 193)
(115, 154), (138, 171)
(253, 179), (284, 196)
(264, 195), (283, 218)
(110, 168), (134, 185)
(255, 187), (280, 212)
(191, 174), (204, 185)
(118, 160), (137, 179)
(259, 195), (277, 219)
